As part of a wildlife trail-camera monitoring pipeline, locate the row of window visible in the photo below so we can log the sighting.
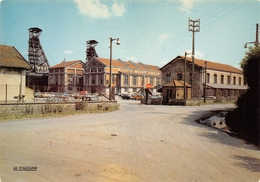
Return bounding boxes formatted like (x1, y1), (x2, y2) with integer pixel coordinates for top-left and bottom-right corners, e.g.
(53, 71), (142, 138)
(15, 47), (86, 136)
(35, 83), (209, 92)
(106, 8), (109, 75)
(49, 74), (83, 86)
(207, 74), (242, 85)
(123, 75), (160, 86)
(85, 74), (160, 87)
(167, 73), (243, 85)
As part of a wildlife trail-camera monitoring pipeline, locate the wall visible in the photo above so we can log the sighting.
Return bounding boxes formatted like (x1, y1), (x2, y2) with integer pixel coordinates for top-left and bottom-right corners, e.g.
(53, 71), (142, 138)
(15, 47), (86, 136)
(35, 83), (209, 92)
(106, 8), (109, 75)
(0, 101), (118, 118)
(0, 68), (27, 102)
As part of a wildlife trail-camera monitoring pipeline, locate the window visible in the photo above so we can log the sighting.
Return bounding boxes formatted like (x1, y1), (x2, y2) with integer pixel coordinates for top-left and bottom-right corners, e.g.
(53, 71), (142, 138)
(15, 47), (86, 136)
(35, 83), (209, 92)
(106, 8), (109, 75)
(206, 73), (210, 83)
(77, 76), (83, 85)
(214, 74), (217, 84)
(55, 75), (58, 85)
(166, 73), (171, 82)
(92, 78), (95, 85)
(227, 76), (231, 84)
(86, 75), (89, 85)
(233, 76), (236, 85)
(133, 75), (137, 86)
(221, 75), (224, 84)
(124, 88), (129, 92)
(189, 73), (192, 83)
(142, 76), (145, 86)
(68, 74), (74, 85)
(150, 77), (153, 86)
(124, 75), (129, 85)
(239, 77), (241, 85)
(156, 77), (160, 86)
(177, 72), (183, 81)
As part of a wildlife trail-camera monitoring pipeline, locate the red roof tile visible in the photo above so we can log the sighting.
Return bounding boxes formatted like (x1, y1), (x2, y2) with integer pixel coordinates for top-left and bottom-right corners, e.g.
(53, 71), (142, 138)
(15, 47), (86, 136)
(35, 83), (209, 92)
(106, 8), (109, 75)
(161, 55), (242, 74)
(182, 56), (242, 74)
(96, 57), (160, 71)
(50, 60), (83, 69)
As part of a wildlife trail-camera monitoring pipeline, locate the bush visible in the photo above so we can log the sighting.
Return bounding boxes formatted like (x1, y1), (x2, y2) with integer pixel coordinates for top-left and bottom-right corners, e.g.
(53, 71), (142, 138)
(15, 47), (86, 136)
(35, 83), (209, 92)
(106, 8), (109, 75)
(225, 46), (260, 145)
(75, 101), (88, 111)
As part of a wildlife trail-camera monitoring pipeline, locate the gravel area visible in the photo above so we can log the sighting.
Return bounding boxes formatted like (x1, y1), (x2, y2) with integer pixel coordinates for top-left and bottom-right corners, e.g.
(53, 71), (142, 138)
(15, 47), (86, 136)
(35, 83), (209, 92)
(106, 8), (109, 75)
(0, 97), (259, 181)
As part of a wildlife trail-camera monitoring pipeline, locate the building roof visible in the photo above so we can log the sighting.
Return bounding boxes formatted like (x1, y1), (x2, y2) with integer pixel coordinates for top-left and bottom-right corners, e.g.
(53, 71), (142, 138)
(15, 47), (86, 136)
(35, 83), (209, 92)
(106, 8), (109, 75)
(160, 55), (242, 74)
(163, 80), (191, 87)
(94, 57), (160, 72)
(50, 60), (84, 69)
(0, 45), (31, 69)
(206, 83), (247, 90)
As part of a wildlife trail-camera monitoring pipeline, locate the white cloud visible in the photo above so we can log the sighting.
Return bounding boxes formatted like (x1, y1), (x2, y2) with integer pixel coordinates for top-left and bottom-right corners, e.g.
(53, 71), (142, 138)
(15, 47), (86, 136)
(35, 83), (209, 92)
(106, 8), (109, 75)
(74, 0), (126, 19)
(186, 50), (204, 59)
(127, 56), (137, 61)
(111, 2), (126, 17)
(178, 0), (195, 12)
(158, 34), (169, 43)
(63, 50), (73, 54)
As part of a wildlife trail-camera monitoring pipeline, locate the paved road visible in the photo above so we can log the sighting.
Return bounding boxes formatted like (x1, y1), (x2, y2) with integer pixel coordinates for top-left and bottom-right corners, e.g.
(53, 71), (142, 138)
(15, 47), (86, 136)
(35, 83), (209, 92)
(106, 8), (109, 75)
(0, 97), (259, 182)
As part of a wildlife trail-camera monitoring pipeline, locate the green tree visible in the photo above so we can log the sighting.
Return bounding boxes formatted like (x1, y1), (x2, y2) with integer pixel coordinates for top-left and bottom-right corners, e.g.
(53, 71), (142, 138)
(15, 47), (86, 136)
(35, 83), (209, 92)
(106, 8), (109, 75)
(225, 46), (260, 145)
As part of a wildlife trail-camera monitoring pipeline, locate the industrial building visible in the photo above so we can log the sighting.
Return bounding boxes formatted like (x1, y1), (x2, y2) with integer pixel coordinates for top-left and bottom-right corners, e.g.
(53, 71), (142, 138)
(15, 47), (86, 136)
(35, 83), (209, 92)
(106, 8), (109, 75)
(160, 55), (247, 104)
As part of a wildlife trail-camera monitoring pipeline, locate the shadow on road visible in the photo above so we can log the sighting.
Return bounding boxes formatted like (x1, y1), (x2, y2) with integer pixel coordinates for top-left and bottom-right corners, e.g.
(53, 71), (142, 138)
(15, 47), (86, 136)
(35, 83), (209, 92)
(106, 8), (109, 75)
(180, 109), (257, 151)
(232, 155), (260, 173)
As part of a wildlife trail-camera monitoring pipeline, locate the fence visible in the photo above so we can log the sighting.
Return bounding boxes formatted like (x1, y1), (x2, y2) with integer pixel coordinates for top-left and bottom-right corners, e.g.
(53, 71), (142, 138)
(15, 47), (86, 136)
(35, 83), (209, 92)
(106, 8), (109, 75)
(0, 84), (89, 103)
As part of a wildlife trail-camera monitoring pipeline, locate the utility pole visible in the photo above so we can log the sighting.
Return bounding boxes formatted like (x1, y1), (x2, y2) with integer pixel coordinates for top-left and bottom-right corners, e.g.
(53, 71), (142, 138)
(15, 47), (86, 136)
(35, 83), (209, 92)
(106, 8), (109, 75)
(204, 61), (207, 103)
(188, 18), (200, 99)
(184, 52), (191, 100)
(255, 23), (259, 47)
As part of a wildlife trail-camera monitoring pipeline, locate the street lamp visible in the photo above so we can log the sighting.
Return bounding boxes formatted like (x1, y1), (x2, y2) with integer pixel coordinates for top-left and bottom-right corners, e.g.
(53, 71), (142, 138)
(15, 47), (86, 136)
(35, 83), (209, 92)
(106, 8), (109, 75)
(244, 23), (259, 48)
(244, 41), (256, 48)
(109, 37), (120, 100)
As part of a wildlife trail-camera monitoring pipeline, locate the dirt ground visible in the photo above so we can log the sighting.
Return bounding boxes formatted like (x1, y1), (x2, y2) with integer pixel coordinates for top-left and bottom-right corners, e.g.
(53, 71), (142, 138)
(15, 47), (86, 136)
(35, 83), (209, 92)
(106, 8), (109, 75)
(0, 99), (259, 182)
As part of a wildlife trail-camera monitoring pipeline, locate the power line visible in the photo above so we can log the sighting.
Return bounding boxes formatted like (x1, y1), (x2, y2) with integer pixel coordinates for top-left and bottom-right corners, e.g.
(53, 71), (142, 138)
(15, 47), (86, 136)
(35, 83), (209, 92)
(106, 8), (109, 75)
(149, 0), (255, 66)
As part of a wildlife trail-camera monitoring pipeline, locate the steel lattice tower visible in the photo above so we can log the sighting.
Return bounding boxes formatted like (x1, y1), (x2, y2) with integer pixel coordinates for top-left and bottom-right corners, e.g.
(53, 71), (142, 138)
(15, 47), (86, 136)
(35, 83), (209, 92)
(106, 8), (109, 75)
(86, 40), (98, 62)
(28, 27), (50, 73)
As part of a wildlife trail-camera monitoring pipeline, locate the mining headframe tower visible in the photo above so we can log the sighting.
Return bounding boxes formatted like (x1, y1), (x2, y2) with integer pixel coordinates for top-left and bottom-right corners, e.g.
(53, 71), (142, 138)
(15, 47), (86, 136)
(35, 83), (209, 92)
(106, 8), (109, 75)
(26, 27), (50, 91)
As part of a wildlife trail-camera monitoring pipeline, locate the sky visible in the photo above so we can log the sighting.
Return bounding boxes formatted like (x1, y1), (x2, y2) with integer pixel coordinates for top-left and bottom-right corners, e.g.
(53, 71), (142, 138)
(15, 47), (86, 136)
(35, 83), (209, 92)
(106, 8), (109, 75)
(0, 0), (259, 69)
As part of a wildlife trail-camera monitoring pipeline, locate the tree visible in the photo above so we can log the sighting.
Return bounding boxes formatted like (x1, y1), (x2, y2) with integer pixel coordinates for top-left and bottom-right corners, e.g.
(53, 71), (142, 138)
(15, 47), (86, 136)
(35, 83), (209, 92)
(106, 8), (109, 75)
(225, 46), (260, 145)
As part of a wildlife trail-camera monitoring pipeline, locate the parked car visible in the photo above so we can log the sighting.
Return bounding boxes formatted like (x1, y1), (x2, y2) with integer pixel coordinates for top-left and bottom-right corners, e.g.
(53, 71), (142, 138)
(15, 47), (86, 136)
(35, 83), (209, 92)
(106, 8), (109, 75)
(82, 95), (99, 101)
(133, 94), (142, 100)
(121, 94), (130, 100)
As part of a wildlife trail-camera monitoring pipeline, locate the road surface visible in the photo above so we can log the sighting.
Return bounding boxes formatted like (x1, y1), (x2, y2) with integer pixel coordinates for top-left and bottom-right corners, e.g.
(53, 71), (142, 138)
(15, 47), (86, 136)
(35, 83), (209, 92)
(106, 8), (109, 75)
(0, 98), (259, 181)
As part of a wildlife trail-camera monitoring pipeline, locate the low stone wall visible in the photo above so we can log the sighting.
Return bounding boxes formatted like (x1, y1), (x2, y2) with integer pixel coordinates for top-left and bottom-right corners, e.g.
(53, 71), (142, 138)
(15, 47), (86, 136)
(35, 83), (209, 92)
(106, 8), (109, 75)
(0, 101), (118, 119)
(167, 98), (237, 106)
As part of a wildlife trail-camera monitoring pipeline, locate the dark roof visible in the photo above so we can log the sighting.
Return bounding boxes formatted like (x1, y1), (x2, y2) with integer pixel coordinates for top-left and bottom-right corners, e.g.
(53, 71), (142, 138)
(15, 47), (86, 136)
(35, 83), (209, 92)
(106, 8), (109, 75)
(160, 56), (242, 74)
(29, 27), (42, 33)
(0, 45), (31, 69)
(163, 80), (191, 87)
